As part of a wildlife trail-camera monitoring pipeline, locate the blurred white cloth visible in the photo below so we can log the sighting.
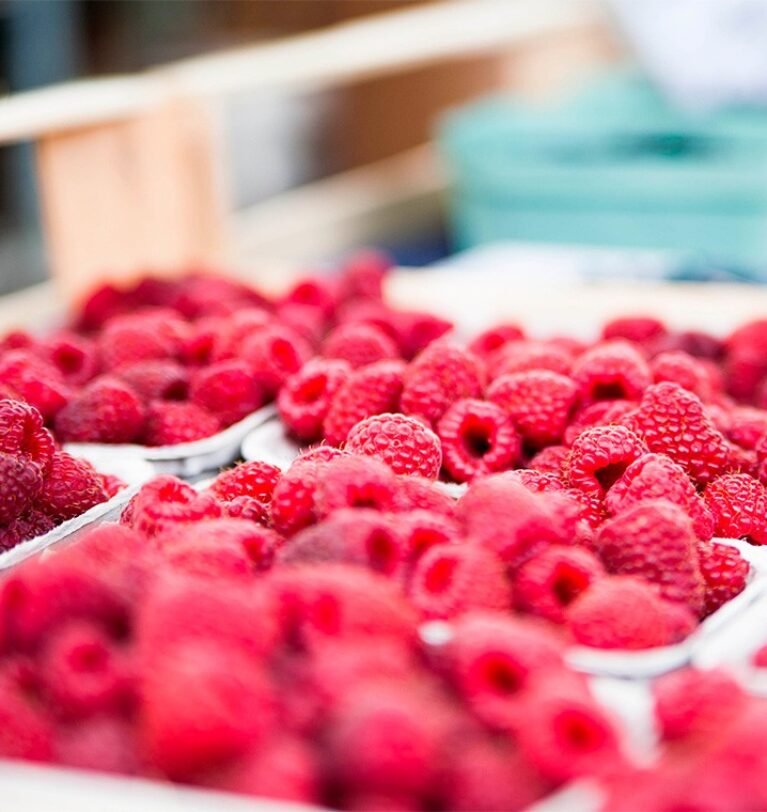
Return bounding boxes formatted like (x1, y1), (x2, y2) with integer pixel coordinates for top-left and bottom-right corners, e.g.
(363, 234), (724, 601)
(610, 0), (767, 109)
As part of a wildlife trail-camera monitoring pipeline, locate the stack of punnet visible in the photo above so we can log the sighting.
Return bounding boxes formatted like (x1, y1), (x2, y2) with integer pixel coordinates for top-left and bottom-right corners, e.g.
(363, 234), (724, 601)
(3, 251), (767, 808)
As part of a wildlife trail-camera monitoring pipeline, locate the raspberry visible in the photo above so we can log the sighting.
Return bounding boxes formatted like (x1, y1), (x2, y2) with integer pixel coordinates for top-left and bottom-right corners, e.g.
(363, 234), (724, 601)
(504, 468), (566, 494)
(528, 444), (569, 476)
(0, 350), (71, 419)
(345, 413), (442, 479)
(315, 455), (398, 517)
(37, 451), (107, 522)
(400, 342), (484, 428)
(222, 495), (270, 526)
(566, 575), (694, 649)
(0, 452), (43, 525)
(650, 351), (713, 400)
(324, 359), (406, 447)
(435, 399), (517, 482)
(605, 453), (712, 539)
(601, 316), (667, 345)
(53, 716), (139, 775)
(338, 248), (391, 301)
(171, 276), (270, 319)
(275, 301), (327, 346)
(563, 400), (637, 446)
(0, 672), (53, 761)
(0, 329), (35, 353)
(144, 401), (221, 446)
(627, 382), (730, 485)
(40, 332), (99, 386)
(210, 461), (281, 503)
(408, 543), (511, 619)
(116, 360), (189, 402)
(391, 476), (456, 517)
(657, 330), (724, 360)
(572, 340), (651, 404)
(597, 501), (704, 612)
(392, 309), (454, 360)
(468, 323), (525, 359)
(489, 340), (574, 379)
(189, 360), (265, 427)
(0, 399), (55, 474)
(98, 314), (178, 370)
(270, 462), (322, 536)
(696, 540), (749, 617)
(704, 473), (767, 544)
(40, 619), (130, 719)
(139, 640), (275, 780)
(727, 405), (767, 450)
(210, 308), (272, 361)
(0, 510), (55, 551)
(127, 476), (222, 537)
(487, 370), (578, 448)
(397, 509), (460, 558)
(323, 322), (399, 369)
(240, 324), (311, 396)
(565, 425), (648, 498)
(294, 445), (348, 467)
(446, 612), (563, 729)
(726, 320), (767, 400)
(653, 668), (748, 742)
(514, 545), (605, 623)
(278, 359), (351, 443)
(55, 378), (146, 444)
(283, 275), (339, 318)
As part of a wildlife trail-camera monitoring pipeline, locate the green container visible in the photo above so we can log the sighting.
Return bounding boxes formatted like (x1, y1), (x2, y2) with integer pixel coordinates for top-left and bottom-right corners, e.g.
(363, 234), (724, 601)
(439, 74), (767, 264)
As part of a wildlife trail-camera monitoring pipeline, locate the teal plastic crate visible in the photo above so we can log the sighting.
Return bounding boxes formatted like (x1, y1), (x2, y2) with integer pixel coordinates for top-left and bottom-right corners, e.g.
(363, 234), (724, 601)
(439, 74), (767, 264)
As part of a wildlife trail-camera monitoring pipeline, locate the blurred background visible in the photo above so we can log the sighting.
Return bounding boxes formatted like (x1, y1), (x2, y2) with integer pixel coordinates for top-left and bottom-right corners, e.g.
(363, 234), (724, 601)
(2, 0), (767, 296)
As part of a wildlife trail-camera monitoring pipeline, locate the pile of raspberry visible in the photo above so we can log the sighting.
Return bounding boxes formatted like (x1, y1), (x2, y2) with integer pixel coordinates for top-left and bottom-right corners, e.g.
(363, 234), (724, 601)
(0, 398), (121, 551)
(0, 251), (452, 447)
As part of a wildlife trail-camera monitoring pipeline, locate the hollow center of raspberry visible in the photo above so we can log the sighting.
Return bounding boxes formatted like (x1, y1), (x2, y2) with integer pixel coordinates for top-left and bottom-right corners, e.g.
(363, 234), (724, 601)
(590, 381), (629, 401)
(53, 346), (84, 374)
(595, 462), (629, 493)
(410, 529), (446, 557)
(479, 654), (523, 695)
(553, 566), (590, 606)
(70, 642), (108, 672)
(558, 711), (605, 751)
(366, 530), (399, 575)
(297, 375), (327, 404)
(313, 594), (341, 634)
(423, 556), (456, 593)
(461, 422), (493, 458)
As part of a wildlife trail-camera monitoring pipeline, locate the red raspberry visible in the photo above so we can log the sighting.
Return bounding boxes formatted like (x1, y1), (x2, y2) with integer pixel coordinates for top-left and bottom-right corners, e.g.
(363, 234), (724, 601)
(189, 360), (265, 426)
(437, 398), (520, 482)
(0, 452), (43, 525)
(144, 401), (221, 445)
(0, 350), (71, 419)
(127, 476), (222, 537)
(489, 340), (574, 379)
(55, 378), (146, 444)
(37, 451), (107, 522)
(0, 329), (35, 353)
(139, 640), (276, 780)
(696, 540), (749, 617)
(315, 455), (398, 517)
(210, 460), (281, 503)
(391, 476), (457, 518)
(468, 323), (525, 359)
(324, 359), (406, 446)
(270, 462), (322, 536)
(179, 316), (223, 367)
(400, 342), (484, 428)
(563, 400), (637, 446)
(39, 332), (99, 386)
(223, 495), (270, 526)
(278, 359), (351, 443)
(0, 510), (55, 551)
(528, 444), (569, 476)
(650, 351), (713, 400)
(503, 468), (566, 494)
(598, 500), (704, 612)
(487, 370), (578, 447)
(210, 308), (272, 361)
(345, 413), (442, 479)
(40, 619), (131, 719)
(653, 668), (748, 742)
(446, 612), (563, 729)
(397, 509), (460, 558)
(275, 301), (327, 347)
(171, 275), (270, 319)
(391, 309), (454, 360)
(605, 453), (713, 540)
(239, 325), (311, 396)
(0, 672), (53, 761)
(408, 543), (511, 619)
(704, 473), (767, 544)
(726, 320), (767, 400)
(282, 275), (339, 318)
(116, 360), (189, 402)
(601, 316), (667, 345)
(0, 399), (55, 472)
(98, 314), (178, 370)
(323, 322), (399, 369)
(726, 406), (767, 450)
(566, 575), (695, 649)
(565, 425), (648, 498)
(338, 248), (391, 301)
(53, 715), (139, 775)
(572, 340), (651, 404)
(295, 445), (348, 466)
(514, 545), (605, 623)
(627, 382), (730, 485)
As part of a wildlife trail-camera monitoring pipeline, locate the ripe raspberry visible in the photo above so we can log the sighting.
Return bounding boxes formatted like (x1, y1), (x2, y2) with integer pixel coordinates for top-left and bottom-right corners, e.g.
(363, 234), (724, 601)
(503, 468), (566, 494)
(571, 340), (650, 405)
(144, 401), (221, 446)
(171, 275), (269, 319)
(179, 316), (223, 367)
(391, 476), (457, 518)
(0, 329), (35, 353)
(0, 399), (55, 472)
(562, 400), (637, 447)
(116, 360), (189, 402)
(37, 451), (107, 522)
(601, 316), (667, 345)
(627, 383), (730, 485)
(345, 413), (442, 479)
(323, 322), (399, 369)
(696, 540), (749, 617)
(726, 320), (767, 400)
(0, 510), (55, 551)
(0, 672), (53, 761)
(0, 350), (71, 419)
(315, 455), (397, 517)
(408, 543), (511, 619)
(55, 378), (146, 444)
(653, 668), (748, 742)
(489, 340), (574, 379)
(127, 476), (222, 537)
(98, 314), (178, 369)
(210, 461), (281, 503)
(210, 308), (272, 361)
(597, 500), (704, 613)
(270, 462), (322, 536)
(0, 452), (43, 525)
(566, 575), (695, 649)
(294, 445), (348, 466)
(605, 453), (712, 540)
(487, 370), (578, 447)
(282, 275), (339, 318)
(53, 715), (139, 775)
(565, 425), (648, 498)
(704, 473), (767, 544)
(278, 359), (351, 443)
(650, 351), (713, 400)
(528, 444), (569, 476)
(40, 332), (99, 386)
(239, 324), (311, 396)
(400, 342), (484, 428)
(275, 301), (327, 347)
(391, 309), (454, 360)
(397, 509), (460, 558)
(514, 545), (605, 623)
(727, 406), (767, 450)
(338, 248), (391, 301)
(437, 398), (520, 482)
(324, 359), (406, 447)
(222, 495), (270, 526)
(189, 360), (265, 426)
(468, 323), (525, 359)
